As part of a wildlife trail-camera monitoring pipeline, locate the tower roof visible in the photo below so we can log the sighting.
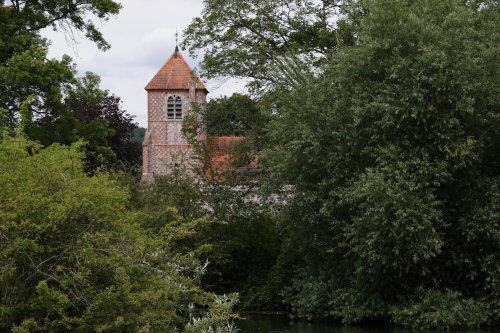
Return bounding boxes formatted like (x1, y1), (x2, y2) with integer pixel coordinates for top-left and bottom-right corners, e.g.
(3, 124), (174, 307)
(145, 49), (207, 91)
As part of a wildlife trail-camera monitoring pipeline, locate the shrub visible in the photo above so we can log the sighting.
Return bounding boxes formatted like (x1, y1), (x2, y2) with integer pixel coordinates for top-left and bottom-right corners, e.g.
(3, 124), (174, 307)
(391, 289), (489, 329)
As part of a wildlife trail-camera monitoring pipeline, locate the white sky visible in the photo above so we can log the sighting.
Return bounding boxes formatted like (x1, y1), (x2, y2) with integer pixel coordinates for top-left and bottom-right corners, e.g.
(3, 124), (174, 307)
(42, 0), (247, 127)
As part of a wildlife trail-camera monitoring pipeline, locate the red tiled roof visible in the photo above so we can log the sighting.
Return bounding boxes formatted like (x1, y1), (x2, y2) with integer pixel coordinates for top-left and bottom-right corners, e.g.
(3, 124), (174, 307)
(145, 49), (207, 91)
(207, 136), (257, 179)
(209, 136), (245, 156)
(208, 136), (243, 175)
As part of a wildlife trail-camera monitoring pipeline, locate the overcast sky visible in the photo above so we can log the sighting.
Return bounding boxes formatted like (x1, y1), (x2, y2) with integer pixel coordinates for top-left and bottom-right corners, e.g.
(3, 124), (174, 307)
(42, 0), (246, 127)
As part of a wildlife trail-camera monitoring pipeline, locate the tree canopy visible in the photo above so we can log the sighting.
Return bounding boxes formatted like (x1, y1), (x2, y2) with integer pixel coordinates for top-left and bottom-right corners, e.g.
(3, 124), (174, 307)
(205, 93), (264, 137)
(255, 0), (500, 328)
(182, 0), (500, 328)
(0, 1), (141, 172)
(0, 0), (122, 55)
(0, 135), (238, 332)
(182, 0), (361, 92)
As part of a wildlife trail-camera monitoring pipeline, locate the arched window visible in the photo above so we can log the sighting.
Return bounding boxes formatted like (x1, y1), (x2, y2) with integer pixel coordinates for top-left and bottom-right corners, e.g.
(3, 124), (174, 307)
(167, 96), (183, 119)
(167, 96), (175, 119)
(175, 96), (182, 119)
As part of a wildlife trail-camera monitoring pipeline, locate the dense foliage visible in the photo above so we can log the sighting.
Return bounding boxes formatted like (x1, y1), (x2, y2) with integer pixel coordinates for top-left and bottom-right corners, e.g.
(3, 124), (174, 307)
(0, 1), (141, 172)
(182, 0), (361, 92)
(0, 135), (238, 332)
(1, 0), (499, 330)
(186, 0), (500, 329)
(0, 1), (240, 332)
(205, 94), (263, 137)
(64, 73), (141, 171)
(138, 171), (281, 311)
(267, 0), (499, 328)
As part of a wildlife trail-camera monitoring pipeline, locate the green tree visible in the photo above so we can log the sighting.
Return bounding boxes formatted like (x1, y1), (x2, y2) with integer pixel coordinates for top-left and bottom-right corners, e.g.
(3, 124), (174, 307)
(0, 0), (140, 172)
(0, 0), (122, 59)
(0, 40), (75, 133)
(205, 94), (263, 137)
(0, 135), (238, 332)
(261, 0), (499, 327)
(182, 0), (361, 92)
(64, 72), (141, 172)
(137, 171), (281, 311)
(0, 42), (140, 172)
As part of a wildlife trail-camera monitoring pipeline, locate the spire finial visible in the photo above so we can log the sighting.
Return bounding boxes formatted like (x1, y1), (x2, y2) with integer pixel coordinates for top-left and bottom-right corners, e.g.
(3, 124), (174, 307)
(174, 28), (180, 57)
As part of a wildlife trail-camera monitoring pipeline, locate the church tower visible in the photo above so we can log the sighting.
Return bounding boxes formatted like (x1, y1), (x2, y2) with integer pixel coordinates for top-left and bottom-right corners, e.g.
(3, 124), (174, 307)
(142, 47), (208, 181)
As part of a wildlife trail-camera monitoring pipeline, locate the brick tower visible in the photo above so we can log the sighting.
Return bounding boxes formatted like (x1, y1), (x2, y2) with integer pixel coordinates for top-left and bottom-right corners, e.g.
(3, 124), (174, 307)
(142, 47), (208, 182)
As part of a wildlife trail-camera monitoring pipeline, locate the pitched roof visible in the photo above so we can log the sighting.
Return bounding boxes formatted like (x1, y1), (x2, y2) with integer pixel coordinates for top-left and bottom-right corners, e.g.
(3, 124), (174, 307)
(209, 136), (245, 156)
(206, 136), (257, 180)
(145, 48), (207, 91)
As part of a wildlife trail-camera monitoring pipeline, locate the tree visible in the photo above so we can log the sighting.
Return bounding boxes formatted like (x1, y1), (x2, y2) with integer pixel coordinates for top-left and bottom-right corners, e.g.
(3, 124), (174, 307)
(182, 0), (361, 92)
(0, 0), (121, 59)
(136, 170), (281, 311)
(261, 0), (499, 328)
(4, 66), (141, 172)
(65, 72), (141, 171)
(0, 135), (238, 332)
(205, 94), (262, 137)
(0, 0), (140, 173)
(0, 39), (76, 133)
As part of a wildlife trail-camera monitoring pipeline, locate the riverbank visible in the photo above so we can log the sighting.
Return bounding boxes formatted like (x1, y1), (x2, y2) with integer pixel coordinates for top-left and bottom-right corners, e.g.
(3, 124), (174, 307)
(236, 313), (494, 333)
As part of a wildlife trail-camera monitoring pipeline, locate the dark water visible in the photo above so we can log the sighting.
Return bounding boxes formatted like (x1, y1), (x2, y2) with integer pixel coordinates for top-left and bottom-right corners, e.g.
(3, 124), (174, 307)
(237, 313), (490, 333)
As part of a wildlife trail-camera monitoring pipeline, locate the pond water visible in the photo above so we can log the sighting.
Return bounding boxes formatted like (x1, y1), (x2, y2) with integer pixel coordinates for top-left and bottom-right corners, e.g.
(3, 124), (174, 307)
(237, 313), (489, 333)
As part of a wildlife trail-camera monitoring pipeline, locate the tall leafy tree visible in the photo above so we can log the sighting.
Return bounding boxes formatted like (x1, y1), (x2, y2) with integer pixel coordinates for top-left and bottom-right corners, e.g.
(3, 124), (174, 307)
(0, 1), (141, 171)
(182, 0), (361, 92)
(260, 0), (499, 328)
(0, 38), (76, 133)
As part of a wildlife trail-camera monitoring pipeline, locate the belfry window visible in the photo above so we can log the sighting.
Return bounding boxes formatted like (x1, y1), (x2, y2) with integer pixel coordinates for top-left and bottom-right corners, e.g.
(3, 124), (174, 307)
(167, 96), (175, 119)
(167, 96), (183, 119)
(167, 96), (182, 119)
(175, 96), (182, 119)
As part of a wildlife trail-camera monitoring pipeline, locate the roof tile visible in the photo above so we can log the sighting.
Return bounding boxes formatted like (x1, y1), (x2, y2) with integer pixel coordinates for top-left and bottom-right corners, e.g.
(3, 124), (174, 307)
(145, 50), (207, 91)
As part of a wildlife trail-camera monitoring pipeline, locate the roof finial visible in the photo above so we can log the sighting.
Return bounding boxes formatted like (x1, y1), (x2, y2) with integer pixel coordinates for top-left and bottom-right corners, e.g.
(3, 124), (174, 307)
(174, 28), (179, 57)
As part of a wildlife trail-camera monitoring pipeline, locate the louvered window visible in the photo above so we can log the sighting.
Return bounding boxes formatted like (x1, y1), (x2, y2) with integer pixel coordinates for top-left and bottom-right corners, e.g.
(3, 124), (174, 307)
(175, 96), (182, 119)
(167, 96), (183, 119)
(167, 96), (175, 119)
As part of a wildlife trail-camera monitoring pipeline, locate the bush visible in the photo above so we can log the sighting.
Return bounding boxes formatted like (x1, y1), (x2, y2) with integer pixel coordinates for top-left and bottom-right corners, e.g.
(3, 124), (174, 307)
(391, 289), (489, 329)
(0, 135), (237, 332)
